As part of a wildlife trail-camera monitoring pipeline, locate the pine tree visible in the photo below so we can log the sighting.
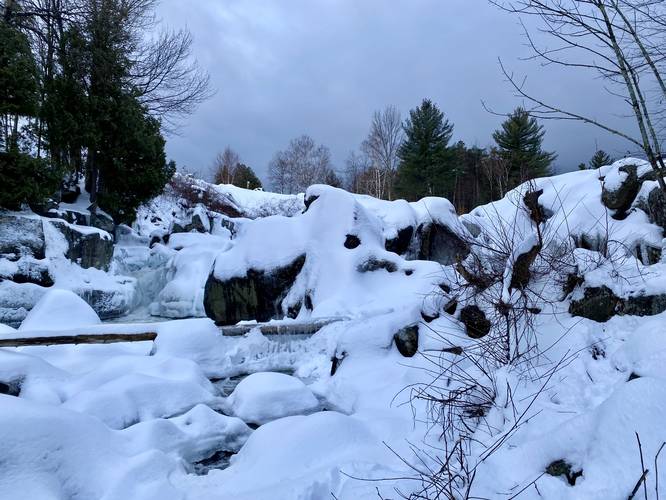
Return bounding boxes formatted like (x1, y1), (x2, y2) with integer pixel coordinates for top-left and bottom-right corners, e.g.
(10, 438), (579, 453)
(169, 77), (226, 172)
(395, 99), (454, 200)
(492, 107), (556, 187)
(589, 150), (614, 169)
(234, 163), (262, 190)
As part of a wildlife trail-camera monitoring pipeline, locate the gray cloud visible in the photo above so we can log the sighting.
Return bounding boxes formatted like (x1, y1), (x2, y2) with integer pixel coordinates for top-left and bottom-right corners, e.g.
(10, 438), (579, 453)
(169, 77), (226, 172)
(158, 0), (639, 184)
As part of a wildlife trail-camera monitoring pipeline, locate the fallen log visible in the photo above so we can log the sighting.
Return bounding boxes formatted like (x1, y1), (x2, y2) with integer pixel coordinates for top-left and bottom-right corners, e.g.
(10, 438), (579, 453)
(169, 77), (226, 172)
(0, 332), (157, 348)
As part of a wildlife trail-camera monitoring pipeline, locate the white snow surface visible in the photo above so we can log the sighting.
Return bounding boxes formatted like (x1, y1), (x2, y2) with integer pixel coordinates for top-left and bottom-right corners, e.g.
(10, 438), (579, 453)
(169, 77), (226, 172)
(4, 159), (666, 499)
(225, 371), (319, 424)
(19, 289), (101, 331)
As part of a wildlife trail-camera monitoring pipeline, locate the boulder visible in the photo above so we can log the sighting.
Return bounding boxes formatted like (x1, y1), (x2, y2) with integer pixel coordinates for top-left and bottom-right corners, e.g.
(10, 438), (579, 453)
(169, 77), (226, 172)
(88, 204), (116, 234)
(49, 220), (114, 271)
(645, 186), (666, 231)
(171, 211), (210, 234)
(459, 305), (491, 339)
(385, 226), (414, 255)
(568, 286), (620, 322)
(418, 223), (470, 266)
(393, 324), (419, 357)
(1, 258), (54, 287)
(569, 285), (666, 321)
(601, 164), (641, 212)
(76, 282), (136, 320)
(344, 234), (361, 249)
(356, 257), (398, 273)
(0, 214), (45, 259)
(203, 255), (306, 325)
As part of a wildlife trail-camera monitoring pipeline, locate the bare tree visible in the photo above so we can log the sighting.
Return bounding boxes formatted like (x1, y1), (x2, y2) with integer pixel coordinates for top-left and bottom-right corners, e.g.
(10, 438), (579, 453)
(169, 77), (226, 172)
(130, 27), (213, 130)
(343, 150), (372, 194)
(490, 0), (666, 191)
(269, 134), (334, 194)
(212, 146), (241, 185)
(361, 105), (403, 199)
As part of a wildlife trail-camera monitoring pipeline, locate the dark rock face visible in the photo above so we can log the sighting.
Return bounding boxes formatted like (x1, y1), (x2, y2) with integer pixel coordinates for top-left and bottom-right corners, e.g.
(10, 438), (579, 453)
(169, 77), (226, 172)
(645, 186), (666, 231)
(459, 305), (491, 339)
(0, 215), (45, 259)
(344, 234), (361, 249)
(203, 254), (306, 325)
(622, 293), (666, 316)
(171, 211), (210, 234)
(3, 259), (54, 287)
(49, 221), (114, 270)
(601, 164), (641, 212)
(78, 286), (134, 320)
(303, 195), (319, 213)
(88, 205), (116, 234)
(60, 185), (81, 204)
(0, 379), (22, 397)
(356, 257), (398, 273)
(385, 226), (414, 255)
(545, 459), (583, 486)
(509, 241), (542, 291)
(634, 243), (662, 265)
(393, 324), (419, 357)
(569, 285), (666, 321)
(569, 286), (620, 322)
(418, 223), (470, 266)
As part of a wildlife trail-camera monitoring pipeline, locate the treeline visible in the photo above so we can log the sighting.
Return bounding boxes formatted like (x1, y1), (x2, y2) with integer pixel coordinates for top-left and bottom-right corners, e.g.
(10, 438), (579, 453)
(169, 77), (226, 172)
(344, 101), (558, 212)
(240, 99), (615, 212)
(0, 0), (209, 221)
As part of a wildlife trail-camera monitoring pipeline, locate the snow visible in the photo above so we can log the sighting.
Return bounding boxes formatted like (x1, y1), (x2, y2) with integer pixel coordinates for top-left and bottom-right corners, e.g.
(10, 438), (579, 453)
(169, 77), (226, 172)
(19, 289), (101, 331)
(5, 159), (666, 499)
(225, 371), (319, 424)
(215, 183), (305, 218)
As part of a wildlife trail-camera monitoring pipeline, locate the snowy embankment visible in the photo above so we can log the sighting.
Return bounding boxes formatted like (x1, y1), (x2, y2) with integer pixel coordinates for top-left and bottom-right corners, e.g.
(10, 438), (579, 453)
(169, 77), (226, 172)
(2, 159), (666, 498)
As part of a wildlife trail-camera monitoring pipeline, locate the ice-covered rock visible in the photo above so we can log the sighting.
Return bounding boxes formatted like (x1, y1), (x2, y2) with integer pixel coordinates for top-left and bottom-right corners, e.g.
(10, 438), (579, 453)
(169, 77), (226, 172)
(226, 372), (319, 425)
(0, 213), (45, 259)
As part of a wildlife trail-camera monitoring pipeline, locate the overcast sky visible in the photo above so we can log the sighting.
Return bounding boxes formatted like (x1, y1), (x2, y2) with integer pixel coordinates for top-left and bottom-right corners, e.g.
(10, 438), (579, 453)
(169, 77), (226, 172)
(157, 0), (639, 184)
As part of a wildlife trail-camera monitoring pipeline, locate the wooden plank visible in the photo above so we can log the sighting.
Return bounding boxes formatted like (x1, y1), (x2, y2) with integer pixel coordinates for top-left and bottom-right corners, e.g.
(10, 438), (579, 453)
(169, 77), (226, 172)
(220, 319), (341, 337)
(0, 332), (157, 348)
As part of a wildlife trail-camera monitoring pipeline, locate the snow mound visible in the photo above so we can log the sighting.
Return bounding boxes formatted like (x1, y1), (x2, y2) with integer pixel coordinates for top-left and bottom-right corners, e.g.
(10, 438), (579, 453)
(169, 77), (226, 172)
(227, 372), (319, 425)
(183, 411), (393, 499)
(19, 288), (101, 331)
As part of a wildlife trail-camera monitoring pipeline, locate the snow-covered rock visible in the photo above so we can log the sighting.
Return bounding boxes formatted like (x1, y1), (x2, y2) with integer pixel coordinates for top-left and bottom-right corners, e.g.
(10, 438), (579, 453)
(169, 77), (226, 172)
(19, 289), (101, 331)
(226, 372), (319, 425)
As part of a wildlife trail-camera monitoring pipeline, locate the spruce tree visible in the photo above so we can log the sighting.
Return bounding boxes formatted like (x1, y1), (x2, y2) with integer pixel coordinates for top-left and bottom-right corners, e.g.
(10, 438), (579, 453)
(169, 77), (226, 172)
(395, 99), (454, 200)
(589, 150), (614, 169)
(492, 107), (556, 187)
(234, 163), (262, 190)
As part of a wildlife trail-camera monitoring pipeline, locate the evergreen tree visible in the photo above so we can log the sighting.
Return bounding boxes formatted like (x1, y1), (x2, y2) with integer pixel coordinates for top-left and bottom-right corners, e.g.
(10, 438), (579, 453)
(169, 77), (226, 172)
(234, 163), (262, 190)
(0, 20), (60, 209)
(395, 99), (454, 200)
(95, 94), (174, 223)
(492, 107), (556, 187)
(323, 169), (342, 188)
(0, 20), (39, 150)
(589, 149), (614, 169)
(577, 163), (588, 170)
(42, 26), (90, 176)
